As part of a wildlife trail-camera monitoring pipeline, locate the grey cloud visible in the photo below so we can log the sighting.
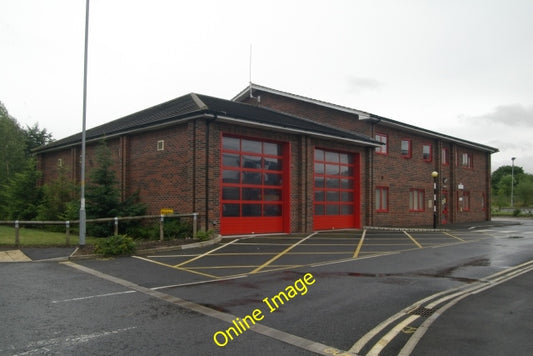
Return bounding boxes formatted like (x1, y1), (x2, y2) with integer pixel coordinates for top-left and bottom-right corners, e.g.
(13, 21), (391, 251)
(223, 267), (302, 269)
(346, 76), (383, 93)
(472, 104), (533, 127)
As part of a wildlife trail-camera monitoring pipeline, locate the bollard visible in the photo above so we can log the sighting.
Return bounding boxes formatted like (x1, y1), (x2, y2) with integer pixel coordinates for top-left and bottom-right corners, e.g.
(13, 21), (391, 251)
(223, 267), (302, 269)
(15, 220), (20, 247)
(159, 215), (164, 241)
(114, 217), (119, 236)
(66, 221), (70, 246)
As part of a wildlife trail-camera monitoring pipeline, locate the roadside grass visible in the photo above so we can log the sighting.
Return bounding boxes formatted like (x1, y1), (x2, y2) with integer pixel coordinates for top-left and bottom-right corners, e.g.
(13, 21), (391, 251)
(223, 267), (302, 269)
(0, 225), (99, 247)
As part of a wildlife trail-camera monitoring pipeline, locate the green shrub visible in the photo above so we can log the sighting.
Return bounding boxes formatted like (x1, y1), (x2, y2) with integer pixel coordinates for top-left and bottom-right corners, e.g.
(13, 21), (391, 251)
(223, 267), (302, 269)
(195, 229), (214, 241)
(513, 208), (521, 217)
(125, 217), (193, 240)
(94, 234), (136, 257)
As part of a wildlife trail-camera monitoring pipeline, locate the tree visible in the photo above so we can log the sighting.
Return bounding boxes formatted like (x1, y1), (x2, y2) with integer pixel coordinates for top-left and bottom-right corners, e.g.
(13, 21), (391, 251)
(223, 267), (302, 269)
(515, 174), (533, 207)
(492, 165), (525, 188)
(86, 140), (146, 236)
(491, 165), (526, 208)
(0, 159), (42, 220)
(23, 123), (53, 155)
(37, 165), (78, 222)
(0, 101), (26, 184)
(0, 101), (55, 220)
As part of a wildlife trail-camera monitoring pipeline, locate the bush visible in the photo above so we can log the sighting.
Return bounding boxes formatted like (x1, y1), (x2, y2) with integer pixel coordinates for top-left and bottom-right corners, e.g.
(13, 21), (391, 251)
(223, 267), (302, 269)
(513, 208), (521, 217)
(125, 217), (193, 240)
(195, 229), (214, 241)
(94, 234), (136, 257)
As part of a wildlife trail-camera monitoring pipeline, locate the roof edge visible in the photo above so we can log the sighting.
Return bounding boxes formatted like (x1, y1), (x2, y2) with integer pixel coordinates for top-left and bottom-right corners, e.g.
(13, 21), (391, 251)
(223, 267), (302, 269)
(233, 83), (498, 154)
(233, 83), (372, 119)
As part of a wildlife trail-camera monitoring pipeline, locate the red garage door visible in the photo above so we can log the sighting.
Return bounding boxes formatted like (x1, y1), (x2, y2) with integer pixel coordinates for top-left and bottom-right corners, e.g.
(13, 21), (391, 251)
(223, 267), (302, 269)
(313, 148), (360, 230)
(220, 136), (290, 235)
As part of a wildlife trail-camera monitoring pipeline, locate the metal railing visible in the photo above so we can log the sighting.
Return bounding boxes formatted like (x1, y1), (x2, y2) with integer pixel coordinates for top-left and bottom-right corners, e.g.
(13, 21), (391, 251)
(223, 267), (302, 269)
(0, 213), (198, 247)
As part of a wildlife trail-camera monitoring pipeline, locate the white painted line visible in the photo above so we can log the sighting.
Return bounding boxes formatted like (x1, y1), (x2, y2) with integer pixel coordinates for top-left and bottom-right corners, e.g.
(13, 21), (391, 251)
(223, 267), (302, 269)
(52, 290), (136, 303)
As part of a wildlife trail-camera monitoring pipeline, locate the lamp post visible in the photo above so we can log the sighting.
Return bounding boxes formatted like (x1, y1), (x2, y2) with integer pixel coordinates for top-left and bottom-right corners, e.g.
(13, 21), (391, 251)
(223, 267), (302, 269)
(511, 157), (516, 208)
(79, 0), (90, 247)
(431, 171), (439, 229)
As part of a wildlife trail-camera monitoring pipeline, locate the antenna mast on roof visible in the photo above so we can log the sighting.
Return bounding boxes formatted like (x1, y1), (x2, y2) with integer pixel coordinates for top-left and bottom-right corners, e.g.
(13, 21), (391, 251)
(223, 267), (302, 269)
(249, 44), (253, 98)
(248, 44), (260, 103)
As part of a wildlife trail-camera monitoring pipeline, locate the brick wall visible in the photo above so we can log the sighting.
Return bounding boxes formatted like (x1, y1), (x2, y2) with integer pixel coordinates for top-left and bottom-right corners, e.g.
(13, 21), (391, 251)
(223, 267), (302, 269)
(241, 89), (492, 227)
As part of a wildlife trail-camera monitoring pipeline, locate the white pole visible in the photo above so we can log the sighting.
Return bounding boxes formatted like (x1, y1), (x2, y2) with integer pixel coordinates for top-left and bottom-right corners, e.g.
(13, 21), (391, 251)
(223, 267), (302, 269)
(79, 0), (90, 247)
(511, 157), (516, 208)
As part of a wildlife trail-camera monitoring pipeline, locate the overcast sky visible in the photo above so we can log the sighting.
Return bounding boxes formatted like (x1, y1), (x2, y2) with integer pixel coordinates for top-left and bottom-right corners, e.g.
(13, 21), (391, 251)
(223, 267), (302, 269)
(1, 0), (532, 173)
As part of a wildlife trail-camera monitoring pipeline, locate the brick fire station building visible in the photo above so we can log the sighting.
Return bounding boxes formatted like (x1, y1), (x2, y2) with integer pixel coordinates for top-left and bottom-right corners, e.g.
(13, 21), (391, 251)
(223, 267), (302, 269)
(35, 84), (498, 235)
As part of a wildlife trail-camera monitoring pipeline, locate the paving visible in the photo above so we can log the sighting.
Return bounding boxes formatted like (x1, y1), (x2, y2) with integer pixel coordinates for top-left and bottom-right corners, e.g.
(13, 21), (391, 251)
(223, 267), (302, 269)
(1, 217), (531, 355)
(0, 249), (31, 262)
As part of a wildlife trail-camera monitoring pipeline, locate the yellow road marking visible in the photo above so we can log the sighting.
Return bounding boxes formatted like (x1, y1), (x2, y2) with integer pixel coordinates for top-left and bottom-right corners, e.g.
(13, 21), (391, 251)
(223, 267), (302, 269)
(353, 229), (366, 258)
(366, 314), (420, 356)
(403, 231), (422, 248)
(174, 238), (239, 267)
(443, 231), (466, 242)
(187, 264), (297, 270)
(132, 256), (218, 279)
(250, 232), (317, 274)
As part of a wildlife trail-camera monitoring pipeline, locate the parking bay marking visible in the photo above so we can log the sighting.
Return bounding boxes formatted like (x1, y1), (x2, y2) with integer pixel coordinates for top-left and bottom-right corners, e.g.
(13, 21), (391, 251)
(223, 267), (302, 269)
(173, 238), (241, 268)
(133, 255), (218, 279)
(402, 231), (422, 248)
(250, 232), (317, 274)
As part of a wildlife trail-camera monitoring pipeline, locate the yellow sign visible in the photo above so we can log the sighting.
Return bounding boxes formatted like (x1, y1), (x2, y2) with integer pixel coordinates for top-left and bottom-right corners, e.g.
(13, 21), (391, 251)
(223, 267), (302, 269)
(160, 208), (174, 215)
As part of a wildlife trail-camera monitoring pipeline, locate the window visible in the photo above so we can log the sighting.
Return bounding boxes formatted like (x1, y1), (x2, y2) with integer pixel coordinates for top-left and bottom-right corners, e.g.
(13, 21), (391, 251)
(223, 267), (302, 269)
(409, 189), (425, 212)
(441, 147), (449, 166)
(401, 139), (412, 158)
(157, 140), (165, 151)
(461, 153), (473, 168)
(375, 133), (388, 155)
(375, 187), (389, 212)
(422, 144), (432, 162)
(57, 158), (63, 167)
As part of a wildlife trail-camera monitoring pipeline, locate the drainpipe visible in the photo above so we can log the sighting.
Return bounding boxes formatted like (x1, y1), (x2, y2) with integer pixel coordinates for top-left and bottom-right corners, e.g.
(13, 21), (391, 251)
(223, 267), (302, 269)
(205, 114), (218, 232)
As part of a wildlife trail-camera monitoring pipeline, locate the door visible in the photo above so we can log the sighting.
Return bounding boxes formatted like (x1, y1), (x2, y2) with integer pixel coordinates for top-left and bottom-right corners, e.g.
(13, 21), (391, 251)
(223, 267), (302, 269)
(313, 148), (360, 230)
(220, 135), (290, 235)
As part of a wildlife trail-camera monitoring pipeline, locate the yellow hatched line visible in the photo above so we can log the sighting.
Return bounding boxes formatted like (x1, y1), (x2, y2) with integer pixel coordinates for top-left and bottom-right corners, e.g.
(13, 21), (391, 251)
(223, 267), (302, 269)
(443, 231), (466, 242)
(174, 238), (239, 267)
(189, 264), (299, 270)
(249, 264), (305, 274)
(403, 231), (422, 248)
(132, 256), (218, 279)
(363, 243), (414, 246)
(353, 229), (366, 258)
(250, 232), (317, 274)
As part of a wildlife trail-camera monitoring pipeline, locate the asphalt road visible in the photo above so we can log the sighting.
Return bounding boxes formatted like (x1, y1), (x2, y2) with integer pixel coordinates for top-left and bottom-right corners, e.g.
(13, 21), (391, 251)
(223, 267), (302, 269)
(1, 218), (532, 355)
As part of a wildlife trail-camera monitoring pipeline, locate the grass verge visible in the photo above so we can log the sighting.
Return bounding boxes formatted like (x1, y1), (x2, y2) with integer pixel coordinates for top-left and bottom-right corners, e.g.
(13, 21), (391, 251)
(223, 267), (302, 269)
(0, 225), (99, 247)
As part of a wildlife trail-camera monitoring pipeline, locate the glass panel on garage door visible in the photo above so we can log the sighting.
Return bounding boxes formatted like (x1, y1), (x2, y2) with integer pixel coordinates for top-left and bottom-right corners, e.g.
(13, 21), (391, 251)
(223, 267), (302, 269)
(313, 148), (360, 230)
(221, 135), (289, 235)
